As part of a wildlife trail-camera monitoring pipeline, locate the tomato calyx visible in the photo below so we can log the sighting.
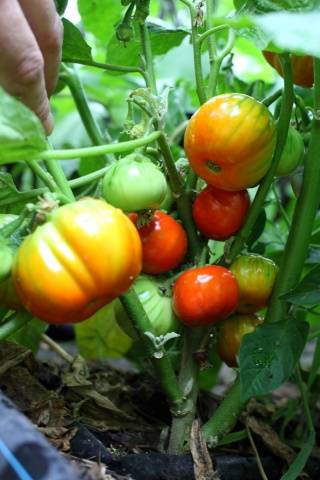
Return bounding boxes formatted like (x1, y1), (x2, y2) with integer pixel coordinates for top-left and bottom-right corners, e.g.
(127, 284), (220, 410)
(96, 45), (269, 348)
(206, 161), (221, 173)
(129, 209), (155, 228)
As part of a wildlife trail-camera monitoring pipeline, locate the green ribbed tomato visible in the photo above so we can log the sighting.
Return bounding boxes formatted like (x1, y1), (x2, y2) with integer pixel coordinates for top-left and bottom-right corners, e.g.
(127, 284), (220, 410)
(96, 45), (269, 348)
(276, 127), (304, 177)
(103, 153), (168, 212)
(133, 275), (179, 336)
(230, 255), (278, 313)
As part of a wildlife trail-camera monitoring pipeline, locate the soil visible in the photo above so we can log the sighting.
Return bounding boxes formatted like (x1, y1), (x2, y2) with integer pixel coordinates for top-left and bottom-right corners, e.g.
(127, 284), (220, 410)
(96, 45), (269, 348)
(0, 338), (319, 480)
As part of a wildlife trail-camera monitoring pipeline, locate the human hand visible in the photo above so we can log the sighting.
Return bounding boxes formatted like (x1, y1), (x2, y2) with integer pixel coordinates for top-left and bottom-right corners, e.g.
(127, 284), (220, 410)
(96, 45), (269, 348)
(0, 0), (63, 134)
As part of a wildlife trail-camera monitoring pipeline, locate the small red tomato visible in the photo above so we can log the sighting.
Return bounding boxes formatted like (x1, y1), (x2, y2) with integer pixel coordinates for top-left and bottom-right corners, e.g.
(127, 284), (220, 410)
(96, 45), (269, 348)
(172, 265), (239, 327)
(130, 210), (188, 275)
(192, 186), (250, 240)
(217, 314), (263, 367)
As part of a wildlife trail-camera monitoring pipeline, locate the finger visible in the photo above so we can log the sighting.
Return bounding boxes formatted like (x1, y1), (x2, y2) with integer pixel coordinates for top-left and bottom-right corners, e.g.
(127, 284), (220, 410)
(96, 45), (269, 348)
(19, 0), (63, 96)
(0, 0), (53, 133)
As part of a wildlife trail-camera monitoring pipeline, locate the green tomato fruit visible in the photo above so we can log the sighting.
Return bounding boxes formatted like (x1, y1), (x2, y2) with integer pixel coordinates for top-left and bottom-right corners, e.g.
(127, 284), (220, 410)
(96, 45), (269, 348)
(0, 244), (14, 282)
(276, 127), (304, 177)
(103, 153), (168, 212)
(133, 275), (179, 336)
(159, 184), (174, 212)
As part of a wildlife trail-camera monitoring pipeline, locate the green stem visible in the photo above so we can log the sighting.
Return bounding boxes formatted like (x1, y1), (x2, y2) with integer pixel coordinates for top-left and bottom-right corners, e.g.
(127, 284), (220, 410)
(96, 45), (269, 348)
(263, 88), (282, 107)
(296, 366), (314, 434)
(180, 0), (207, 104)
(120, 289), (183, 409)
(40, 131), (162, 160)
(44, 142), (75, 201)
(207, 28), (235, 97)
(226, 53), (294, 263)
(61, 64), (114, 163)
(168, 327), (206, 453)
(26, 160), (57, 192)
(157, 133), (202, 259)
(266, 58), (320, 324)
(202, 377), (244, 443)
(272, 183), (290, 228)
(139, 24), (157, 94)
(62, 58), (148, 84)
(205, 0), (216, 66)
(69, 166), (111, 188)
(0, 313), (32, 341)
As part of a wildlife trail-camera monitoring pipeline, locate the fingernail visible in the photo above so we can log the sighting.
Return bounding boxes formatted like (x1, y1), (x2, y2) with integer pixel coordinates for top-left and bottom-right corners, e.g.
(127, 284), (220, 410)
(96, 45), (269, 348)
(44, 111), (54, 135)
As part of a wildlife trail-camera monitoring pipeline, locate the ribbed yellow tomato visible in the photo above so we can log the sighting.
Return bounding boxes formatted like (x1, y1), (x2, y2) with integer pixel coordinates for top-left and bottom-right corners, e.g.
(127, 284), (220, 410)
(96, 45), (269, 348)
(184, 93), (276, 191)
(13, 198), (142, 324)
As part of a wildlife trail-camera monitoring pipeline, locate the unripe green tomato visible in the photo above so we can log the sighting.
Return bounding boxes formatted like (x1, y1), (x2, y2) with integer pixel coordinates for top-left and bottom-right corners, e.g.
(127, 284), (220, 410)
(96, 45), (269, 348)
(133, 275), (179, 336)
(103, 153), (168, 212)
(217, 314), (263, 367)
(290, 166), (303, 197)
(230, 255), (278, 313)
(116, 22), (134, 43)
(276, 127), (304, 177)
(159, 185), (174, 212)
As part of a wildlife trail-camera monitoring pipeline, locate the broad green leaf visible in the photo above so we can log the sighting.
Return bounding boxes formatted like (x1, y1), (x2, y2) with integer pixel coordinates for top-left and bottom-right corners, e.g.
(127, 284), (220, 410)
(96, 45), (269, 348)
(62, 18), (92, 61)
(234, 0), (316, 12)
(281, 265), (320, 305)
(233, 38), (275, 83)
(106, 22), (189, 67)
(0, 89), (48, 164)
(78, 0), (122, 44)
(10, 317), (47, 354)
(75, 300), (132, 359)
(255, 12), (320, 56)
(239, 316), (309, 401)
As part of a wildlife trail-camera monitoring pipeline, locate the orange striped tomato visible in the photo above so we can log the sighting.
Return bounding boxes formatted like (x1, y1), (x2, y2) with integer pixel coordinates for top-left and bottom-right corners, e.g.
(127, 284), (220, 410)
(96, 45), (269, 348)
(13, 198), (142, 324)
(184, 94), (276, 191)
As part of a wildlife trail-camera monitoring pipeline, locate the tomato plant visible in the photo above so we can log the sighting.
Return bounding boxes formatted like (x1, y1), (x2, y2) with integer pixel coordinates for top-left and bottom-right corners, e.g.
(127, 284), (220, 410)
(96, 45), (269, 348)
(184, 94), (276, 191)
(130, 210), (188, 275)
(192, 186), (250, 240)
(276, 126), (304, 177)
(13, 198), (142, 324)
(172, 266), (239, 327)
(264, 51), (313, 88)
(217, 314), (263, 367)
(103, 152), (168, 211)
(230, 255), (279, 313)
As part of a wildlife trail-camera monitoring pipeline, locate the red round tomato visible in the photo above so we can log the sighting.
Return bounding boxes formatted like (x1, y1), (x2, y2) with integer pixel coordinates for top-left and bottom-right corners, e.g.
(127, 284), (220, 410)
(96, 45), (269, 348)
(217, 314), (263, 367)
(192, 186), (250, 240)
(13, 198), (142, 324)
(264, 51), (313, 88)
(230, 255), (278, 313)
(184, 93), (276, 191)
(130, 210), (188, 275)
(172, 265), (239, 327)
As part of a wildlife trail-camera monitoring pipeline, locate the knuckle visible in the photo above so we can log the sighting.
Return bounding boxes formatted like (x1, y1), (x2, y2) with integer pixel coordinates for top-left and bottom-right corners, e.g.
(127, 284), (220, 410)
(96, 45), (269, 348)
(15, 51), (44, 88)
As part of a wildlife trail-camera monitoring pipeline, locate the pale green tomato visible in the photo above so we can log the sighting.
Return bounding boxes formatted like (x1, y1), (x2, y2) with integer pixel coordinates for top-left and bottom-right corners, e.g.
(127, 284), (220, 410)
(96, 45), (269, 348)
(102, 153), (168, 212)
(133, 275), (179, 336)
(276, 127), (304, 177)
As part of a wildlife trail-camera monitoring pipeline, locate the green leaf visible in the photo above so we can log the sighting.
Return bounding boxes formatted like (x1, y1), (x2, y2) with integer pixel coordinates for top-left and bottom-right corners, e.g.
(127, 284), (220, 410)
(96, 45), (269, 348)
(9, 317), (47, 354)
(78, 0), (122, 44)
(75, 300), (132, 359)
(106, 22), (189, 67)
(247, 209), (267, 248)
(0, 89), (48, 164)
(239, 316), (309, 401)
(62, 18), (92, 61)
(281, 265), (320, 305)
(254, 12), (320, 56)
(235, 0), (316, 13)
(55, 0), (68, 15)
(280, 430), (315, 480)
